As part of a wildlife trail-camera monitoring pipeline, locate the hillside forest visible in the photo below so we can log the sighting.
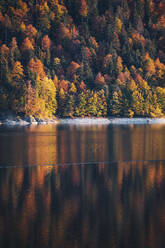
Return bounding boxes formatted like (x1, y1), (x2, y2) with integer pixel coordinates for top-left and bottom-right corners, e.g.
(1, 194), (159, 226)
(0, 0), (165, 118)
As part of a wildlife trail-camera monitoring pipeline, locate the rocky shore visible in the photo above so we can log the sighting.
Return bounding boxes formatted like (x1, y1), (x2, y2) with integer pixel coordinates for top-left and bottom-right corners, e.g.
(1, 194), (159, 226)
(0, 111), (59, 126)
(1, 111), (165, 126)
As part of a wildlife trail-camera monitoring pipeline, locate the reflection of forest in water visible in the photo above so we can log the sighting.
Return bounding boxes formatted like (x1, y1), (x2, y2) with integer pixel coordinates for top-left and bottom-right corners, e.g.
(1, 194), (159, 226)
(0, 161), (165, 248)
(0, 124), (165, 166)
(0, 124), (165, 247)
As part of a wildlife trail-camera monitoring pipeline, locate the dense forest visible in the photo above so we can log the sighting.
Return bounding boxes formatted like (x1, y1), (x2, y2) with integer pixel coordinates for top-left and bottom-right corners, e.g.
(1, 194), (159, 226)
(0, 0), (165, 118)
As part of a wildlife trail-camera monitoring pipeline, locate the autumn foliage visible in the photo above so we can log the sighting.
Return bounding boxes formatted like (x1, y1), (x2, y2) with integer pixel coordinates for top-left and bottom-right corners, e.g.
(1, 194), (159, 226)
(0, 0), (165, 118)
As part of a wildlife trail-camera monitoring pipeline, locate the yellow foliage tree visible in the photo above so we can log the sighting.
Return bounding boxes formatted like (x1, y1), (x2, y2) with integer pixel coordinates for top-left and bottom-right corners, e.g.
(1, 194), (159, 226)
(11, 61), (24, 81)
(53, 75), (59, 88)
(69, 83), (77, 94)
(116, 56), (123, 75)
(114, 17), (123, 33)
(36, 77), (57, 117)
(156, 87), (165, 113)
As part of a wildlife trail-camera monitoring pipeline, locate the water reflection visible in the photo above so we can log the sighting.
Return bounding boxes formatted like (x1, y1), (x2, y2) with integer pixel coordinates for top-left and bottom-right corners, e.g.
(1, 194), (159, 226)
(0, 124), (165, 247)
(0, 162), (165, 248)
(0, 124), (165, 166)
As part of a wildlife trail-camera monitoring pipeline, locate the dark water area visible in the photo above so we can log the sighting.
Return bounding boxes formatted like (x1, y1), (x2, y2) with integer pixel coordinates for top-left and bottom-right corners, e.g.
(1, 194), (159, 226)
(0, 123), (165, 248)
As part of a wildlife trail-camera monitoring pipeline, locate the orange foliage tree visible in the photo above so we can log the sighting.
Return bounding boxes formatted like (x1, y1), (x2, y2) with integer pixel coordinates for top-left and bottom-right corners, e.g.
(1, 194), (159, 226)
(67, 61), (80, 78)
(28, 58), (45, 79)
(41, 35), (51, 51)
(25, 25), (37, 39)
(94, 72), (105, 87)
(79, 0), (88, 17)
(21, 37), (34, 51)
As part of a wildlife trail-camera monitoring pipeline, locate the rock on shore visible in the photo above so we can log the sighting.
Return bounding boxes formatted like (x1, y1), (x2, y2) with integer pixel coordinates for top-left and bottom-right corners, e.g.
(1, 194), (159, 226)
(0, 111), (59, 126)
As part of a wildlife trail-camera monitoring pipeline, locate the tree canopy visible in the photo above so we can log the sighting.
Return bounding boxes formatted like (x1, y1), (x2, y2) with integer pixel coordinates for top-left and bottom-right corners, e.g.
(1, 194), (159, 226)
(0, 0), (165, 117)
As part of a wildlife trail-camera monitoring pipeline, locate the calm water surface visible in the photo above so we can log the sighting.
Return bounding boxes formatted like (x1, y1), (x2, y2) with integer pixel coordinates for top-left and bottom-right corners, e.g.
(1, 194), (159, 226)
(0, 123), (165, 248)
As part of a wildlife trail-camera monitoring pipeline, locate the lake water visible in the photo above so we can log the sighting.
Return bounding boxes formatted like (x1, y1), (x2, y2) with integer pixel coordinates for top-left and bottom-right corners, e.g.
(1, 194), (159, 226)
(0, 122), (165, 248)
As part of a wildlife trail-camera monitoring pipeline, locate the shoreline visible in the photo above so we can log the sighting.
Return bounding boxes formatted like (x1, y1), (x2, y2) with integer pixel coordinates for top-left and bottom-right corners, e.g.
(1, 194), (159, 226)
(0, 111), (60, 126)
(1, 112), (165, 126)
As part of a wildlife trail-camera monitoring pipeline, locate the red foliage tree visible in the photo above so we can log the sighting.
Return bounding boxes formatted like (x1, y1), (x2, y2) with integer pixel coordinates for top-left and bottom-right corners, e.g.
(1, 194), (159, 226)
(41, 35), (51, 51)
